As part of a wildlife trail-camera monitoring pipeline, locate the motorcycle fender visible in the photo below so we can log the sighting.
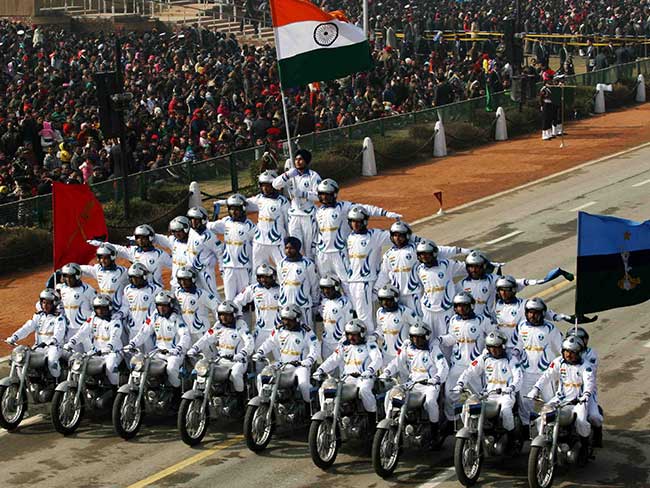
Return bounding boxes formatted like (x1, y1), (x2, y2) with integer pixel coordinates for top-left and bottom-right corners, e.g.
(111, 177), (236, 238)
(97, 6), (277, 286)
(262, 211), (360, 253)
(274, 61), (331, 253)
(531, 434), (550, 448)
(247, 396), (264, 407)
(311, 410), (329, 422)
(55, 380), (76, 392)
(182, 390), (204, 401)
(117, 383), (138, 395)
(377, 418), (394, 430)
(455, 427), (473, 440)
(0, 376), (19, 387)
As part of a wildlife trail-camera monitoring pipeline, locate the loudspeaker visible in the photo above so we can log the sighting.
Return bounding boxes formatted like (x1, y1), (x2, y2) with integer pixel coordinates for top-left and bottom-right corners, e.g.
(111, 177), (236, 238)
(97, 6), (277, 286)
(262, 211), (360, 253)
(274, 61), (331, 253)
(95, 71), (121, 139)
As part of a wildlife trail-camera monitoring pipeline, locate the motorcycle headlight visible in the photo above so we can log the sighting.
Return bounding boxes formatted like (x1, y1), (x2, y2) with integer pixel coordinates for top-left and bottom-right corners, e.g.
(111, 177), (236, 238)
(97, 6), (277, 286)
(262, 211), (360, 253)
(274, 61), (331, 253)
(261, 365), (274, 384)
(11, 346), (26, 364)
(130, 354), (145, 372)
(195, 359), (209, 377)
(72, 359), (83, 372)
(388, 386), (405, 407)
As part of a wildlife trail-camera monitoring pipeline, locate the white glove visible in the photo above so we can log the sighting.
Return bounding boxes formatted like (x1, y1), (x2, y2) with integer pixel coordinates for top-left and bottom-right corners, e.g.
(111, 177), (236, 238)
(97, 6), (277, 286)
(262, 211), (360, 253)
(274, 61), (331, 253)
(525, 387), (540, 400)
(186, 348), (198, 358)
(86, 239), (102, 247)
(361, 370), (374, 379)
(63, 343), (73, 352)
(451, 382), (464, 394)
(5, 336), (17, 345)
(386, 212), (402, 219)
(312, 369), (325, 381)
(504, 385), (515, 395)
(172, 346), (183, 356)
(300, 359), (312, 368)
(233, 353), (246, 363)
(379, 371), (391, 380)
(251, 352), (263, 363)
(578, 393), (591, 403)
(428, 376), (440, 386)
(286, 168), (300, 178)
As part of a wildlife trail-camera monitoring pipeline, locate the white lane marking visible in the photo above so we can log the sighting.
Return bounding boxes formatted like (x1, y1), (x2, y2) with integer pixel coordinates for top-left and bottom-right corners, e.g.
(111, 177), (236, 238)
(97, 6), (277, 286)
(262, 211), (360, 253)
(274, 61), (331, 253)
(0, 413), (45, 437)
(417, 466), (456, 487)
(643, 341), (650, 348)
(0, 355), (10, 364)
(411, 140), (650, 227)
(569, 201), (597, 212)
(484, 230), (523, 245)
(632, 178), (650, 187)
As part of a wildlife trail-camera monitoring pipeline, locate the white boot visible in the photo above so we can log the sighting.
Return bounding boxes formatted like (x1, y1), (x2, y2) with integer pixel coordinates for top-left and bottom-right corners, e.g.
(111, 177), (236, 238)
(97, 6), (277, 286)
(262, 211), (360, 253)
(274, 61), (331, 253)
(542, 129), (552, 140)
(555, 124), (563, 136)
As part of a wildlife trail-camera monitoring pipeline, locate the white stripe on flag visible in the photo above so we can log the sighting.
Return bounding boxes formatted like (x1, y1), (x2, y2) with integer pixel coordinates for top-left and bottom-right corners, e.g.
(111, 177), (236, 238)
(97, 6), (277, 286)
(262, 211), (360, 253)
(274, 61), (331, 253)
(275, 19), (366, 61)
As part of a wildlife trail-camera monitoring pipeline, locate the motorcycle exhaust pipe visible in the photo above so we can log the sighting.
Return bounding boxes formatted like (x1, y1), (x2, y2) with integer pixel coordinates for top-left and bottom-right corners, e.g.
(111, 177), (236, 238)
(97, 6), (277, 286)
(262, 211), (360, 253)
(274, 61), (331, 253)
(95, 389), (115, 410)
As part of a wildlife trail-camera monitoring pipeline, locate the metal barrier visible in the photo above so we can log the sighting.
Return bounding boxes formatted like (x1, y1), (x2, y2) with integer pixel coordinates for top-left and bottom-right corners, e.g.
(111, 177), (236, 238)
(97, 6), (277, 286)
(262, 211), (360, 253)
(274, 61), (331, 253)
(1, 58), (649, 229)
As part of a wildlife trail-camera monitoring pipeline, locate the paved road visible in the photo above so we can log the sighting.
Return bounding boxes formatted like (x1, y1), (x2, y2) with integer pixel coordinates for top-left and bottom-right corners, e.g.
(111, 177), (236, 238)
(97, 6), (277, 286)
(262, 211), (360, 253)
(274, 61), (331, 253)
(3, 146), (650, 488)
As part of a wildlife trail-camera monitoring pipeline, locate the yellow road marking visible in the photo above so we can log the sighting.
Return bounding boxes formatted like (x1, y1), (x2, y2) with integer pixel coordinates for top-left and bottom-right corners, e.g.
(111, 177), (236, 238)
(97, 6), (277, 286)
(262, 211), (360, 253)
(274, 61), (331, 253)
(127, 435), (244, 488)
(532, 279), (574, 300)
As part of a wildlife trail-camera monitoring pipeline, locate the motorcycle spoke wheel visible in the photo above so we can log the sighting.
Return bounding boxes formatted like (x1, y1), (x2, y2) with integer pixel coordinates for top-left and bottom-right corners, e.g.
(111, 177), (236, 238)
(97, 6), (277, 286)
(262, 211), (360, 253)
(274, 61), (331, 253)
(251, 405), (271, 445)
(120, 393), (141, 433)
(1, 385), (23, 425)
(186, 400), (206, 439)
(462, 438), (481, 479)
(59, 391), (80, 429)
(315, 420), (337, 463)
(536, 446), (554, 487)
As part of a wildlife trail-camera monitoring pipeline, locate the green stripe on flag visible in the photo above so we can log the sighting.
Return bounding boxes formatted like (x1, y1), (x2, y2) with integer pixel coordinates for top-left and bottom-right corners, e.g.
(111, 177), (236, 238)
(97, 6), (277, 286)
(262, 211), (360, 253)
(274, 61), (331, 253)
(278, 41), (372, 87)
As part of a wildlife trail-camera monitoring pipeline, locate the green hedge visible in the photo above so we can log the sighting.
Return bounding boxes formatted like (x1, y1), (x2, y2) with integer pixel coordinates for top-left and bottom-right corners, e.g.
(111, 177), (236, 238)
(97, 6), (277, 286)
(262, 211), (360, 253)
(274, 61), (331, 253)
(0, 226), (52, 275)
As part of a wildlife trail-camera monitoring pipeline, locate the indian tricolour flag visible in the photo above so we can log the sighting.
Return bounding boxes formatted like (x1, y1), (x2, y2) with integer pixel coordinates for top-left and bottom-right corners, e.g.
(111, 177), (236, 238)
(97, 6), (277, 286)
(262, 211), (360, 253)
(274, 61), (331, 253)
(270, 0), (372, 87)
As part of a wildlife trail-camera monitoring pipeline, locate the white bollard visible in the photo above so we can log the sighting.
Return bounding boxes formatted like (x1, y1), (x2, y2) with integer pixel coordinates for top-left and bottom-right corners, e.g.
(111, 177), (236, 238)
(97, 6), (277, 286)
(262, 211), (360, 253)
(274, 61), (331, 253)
(594, 83), (612, 114)
(495, 106), (508, 141)
(636, 74), (646, 103)
(361, 137), (377, 176)
(433, 120), (447, 157)
(189, 181), (202, 209)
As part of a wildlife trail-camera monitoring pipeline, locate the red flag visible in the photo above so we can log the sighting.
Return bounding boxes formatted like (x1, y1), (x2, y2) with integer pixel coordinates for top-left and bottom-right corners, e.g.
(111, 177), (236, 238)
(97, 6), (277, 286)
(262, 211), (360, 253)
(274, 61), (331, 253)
(52, 182), (108, 270)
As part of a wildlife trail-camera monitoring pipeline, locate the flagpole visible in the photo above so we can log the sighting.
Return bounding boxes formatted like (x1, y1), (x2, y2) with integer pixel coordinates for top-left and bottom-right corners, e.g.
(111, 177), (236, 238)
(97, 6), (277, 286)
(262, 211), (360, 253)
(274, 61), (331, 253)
(574, 210), (581, 322)
(362, 0), (368, 37)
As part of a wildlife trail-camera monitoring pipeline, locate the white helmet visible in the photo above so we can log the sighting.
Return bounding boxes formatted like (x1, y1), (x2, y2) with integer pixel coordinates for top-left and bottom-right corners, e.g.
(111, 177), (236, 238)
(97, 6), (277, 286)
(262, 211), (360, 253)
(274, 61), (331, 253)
(176, 265), (196, 282)
(226, 193), (247, 209)
(377, 284), (399, 300)
(465, 250), (488, 267)
(128, 262), (149, 278)
(496, 275), (517, 290)
(485, 330), (508, 348)
(319, 275), (341, 289)
(39, 288), (61, 305)
(134, 224), (155, 238)
(416, 239), (438, 255)
(453, 291), (475, 306)
(92, 294), (112, 308)
(154, 290), (175, 306)
(390, 220), (412, 237)
(217, 300), (239, 315)
(279, 304), (302, 321)
(347, 205), (369, 223)
(96, 242), (117, 260)
(344, 319), (367, 339)
(524, 297), (547, 313)
(562, 336), (585, 353)
(317, 178), (339, 194)
(61, 262), (82, 280)
(255, 263), (276, 277)
(408, 321), (431, 339)
(169, 216), (190, 233)
(258, 170), (277, 185)
(187, 206), (209, 224)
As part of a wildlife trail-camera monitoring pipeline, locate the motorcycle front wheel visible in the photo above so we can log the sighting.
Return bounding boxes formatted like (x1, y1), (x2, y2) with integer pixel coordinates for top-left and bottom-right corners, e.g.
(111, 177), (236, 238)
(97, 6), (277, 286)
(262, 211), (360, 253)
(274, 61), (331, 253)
(113, 391), (143, 440)
(51, 389), (83, 436)
(178, 397), (209, 446)
(528, 445), (555, 488)
(454, 436), (483, 486)
(372, 426), (400, 478)
(0, 384), (27, 431)
(308, 418), (339, 469)
(243, 404), (273, 452)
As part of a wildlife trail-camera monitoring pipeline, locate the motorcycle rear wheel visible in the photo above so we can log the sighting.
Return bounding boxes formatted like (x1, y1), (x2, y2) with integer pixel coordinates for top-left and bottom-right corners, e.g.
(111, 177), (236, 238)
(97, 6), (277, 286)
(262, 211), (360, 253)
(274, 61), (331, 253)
(528, 445), (555, 488)
(178, 397), (209, 446)
(309, 418), (339, 469)
(113, 391), (143, 440)
(454, 436), (483, 486)
(372, 426), (400, 478)
(0, 384), (27, 431)
(51, 389), (83, 436)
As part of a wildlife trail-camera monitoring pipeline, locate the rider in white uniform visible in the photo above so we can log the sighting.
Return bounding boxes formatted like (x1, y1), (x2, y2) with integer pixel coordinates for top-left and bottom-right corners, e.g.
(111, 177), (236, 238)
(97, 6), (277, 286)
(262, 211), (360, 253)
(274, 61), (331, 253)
(318, 275), (354, 360)
(155, 216), (191, 291)
(186, 206), (225, 300)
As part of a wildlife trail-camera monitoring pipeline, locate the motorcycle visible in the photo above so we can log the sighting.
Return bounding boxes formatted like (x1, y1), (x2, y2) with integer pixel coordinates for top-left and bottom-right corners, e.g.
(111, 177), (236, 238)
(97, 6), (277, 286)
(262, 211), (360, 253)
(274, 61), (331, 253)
(243, 359), (314, 452)
(372, 379), (447, 478)
(453, 388), (522, 486)
(51, 349), (116, 435)
(177, 353), (252, 446)
(309, 372), (385, 469)
(527, 397), (594, 488)
(0, 343), (57, 431)
(113, 347), (188, 440)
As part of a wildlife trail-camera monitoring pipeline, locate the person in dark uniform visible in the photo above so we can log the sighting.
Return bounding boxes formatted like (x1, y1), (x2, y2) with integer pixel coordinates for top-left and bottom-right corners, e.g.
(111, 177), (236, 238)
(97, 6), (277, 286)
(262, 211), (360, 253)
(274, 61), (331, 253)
(552, 74), (566, 137)
(539, 69), (555, 141)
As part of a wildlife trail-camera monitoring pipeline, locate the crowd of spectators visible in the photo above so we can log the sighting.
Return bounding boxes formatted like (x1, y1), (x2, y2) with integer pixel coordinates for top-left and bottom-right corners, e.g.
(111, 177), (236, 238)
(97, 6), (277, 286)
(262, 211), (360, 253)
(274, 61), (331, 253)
(1, 0), (648, 203)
